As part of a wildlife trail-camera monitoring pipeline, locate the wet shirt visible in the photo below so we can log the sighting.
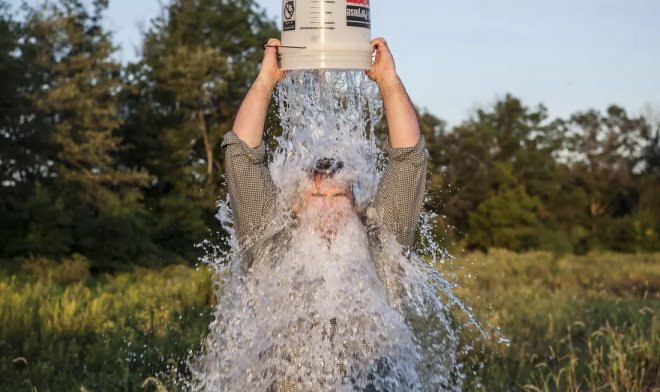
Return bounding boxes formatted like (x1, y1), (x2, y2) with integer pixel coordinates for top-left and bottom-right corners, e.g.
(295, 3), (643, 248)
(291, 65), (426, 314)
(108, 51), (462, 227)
(221, 130), (427, 252)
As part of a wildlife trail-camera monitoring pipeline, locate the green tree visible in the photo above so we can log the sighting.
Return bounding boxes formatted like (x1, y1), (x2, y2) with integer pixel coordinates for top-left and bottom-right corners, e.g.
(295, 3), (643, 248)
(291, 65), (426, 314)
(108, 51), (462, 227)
(19, 0), (151, 268)
(0, 1), (58, 256)
(429, 95), (580, 251)
(633, 114), (660, 251)
(0, 1), (26, 253)
(121, 0), (277, 260)
(4, 183), (73, 256)
(467, 163), (541, 251)
(568, 106), (653, 251)
(418, 108), (447, 200)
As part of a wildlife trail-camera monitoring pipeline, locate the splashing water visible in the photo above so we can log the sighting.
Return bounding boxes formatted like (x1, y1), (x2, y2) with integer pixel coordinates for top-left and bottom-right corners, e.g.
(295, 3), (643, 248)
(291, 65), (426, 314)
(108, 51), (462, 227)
(190, 71), (491, 391)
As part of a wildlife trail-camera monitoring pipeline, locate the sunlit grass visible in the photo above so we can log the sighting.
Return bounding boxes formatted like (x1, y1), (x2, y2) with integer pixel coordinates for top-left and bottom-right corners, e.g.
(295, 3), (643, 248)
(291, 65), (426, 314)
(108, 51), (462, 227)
(449, 250), (660, 391)
(0, 257), (214, 391)
(1, 251), (658, 391)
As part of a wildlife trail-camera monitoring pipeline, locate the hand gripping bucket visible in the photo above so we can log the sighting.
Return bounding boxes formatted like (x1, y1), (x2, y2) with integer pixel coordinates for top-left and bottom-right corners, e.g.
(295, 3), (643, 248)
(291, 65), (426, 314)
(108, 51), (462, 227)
(280, 0), (373, 70)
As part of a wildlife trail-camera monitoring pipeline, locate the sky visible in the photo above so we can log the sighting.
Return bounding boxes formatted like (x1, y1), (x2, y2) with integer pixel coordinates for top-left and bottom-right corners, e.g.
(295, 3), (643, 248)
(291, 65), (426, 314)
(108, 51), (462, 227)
(10, 0), (660, 126)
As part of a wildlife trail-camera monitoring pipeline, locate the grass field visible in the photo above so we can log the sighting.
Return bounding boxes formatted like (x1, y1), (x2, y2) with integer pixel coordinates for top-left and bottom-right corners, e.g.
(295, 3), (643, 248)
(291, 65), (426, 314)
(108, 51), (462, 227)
(450, 250), (659, 391)
(1, 251), (658, 391)
(0, 257), (214, 391)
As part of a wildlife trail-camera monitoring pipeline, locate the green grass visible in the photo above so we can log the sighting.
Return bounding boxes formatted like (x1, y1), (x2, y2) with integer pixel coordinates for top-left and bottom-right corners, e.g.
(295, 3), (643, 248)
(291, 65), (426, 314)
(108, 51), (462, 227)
(448, 250), (659, 391)
(1, 251), (658, 391)
(0, 256), (214, 392)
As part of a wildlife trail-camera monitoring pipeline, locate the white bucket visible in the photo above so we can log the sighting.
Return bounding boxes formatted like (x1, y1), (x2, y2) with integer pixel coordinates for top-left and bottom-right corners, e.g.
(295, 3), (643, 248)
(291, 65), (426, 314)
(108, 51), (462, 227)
(280, 0), (373, 70)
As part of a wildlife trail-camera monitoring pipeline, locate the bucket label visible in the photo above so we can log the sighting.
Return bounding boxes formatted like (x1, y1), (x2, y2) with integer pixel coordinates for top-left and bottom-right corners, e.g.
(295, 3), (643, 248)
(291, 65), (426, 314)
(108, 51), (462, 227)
(283, 0), (296, 31)
(346, 0), (370, 28)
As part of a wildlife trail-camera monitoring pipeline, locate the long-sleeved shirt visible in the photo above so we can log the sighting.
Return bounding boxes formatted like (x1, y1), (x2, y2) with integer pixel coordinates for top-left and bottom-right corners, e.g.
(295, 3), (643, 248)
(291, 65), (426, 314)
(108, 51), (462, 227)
(222, 130), (427, 248)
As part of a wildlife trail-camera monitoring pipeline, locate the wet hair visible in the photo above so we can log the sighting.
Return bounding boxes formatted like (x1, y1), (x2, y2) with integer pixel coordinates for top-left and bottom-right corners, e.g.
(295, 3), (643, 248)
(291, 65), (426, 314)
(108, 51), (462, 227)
(311, 157), (344, 178)
(307, 157), (356, 205)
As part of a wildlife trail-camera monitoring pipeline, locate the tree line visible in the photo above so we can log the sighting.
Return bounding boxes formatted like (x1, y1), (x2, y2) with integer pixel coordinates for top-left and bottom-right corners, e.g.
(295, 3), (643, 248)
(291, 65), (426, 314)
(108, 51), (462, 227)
(1, 0), (658, 270)
(420, 99), (659, 254)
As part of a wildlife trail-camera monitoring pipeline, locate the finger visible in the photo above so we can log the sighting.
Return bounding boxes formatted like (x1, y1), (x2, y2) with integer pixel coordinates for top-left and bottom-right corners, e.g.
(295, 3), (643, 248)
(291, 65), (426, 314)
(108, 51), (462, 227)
(264, 38), (282, 55)
(265, 38), (281, 47)
(371, 37), (388, 50)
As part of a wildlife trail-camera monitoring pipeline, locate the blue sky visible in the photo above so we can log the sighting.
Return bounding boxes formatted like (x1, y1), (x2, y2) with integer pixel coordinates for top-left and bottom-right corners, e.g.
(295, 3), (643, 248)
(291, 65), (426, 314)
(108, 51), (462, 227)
(10, 0), (660, 126)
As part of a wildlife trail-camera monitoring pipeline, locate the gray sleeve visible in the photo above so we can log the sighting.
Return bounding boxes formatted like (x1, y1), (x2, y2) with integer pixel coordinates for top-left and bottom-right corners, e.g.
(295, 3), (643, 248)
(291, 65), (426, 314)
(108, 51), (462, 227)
(221, 131), (277, 247)
(372, 136), (428, 248)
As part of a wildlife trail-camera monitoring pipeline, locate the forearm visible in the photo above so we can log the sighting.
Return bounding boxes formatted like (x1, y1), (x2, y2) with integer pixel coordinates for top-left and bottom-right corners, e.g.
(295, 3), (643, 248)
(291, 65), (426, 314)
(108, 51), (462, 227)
(372, 137), (427, 248)
(378, 72), (421, 148)
(222, 132), (277, 247)
(232, 76), (275, 148)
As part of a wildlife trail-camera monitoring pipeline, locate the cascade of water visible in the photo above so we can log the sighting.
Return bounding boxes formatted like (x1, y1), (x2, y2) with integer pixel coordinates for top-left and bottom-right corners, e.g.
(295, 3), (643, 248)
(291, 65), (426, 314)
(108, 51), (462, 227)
(191, 71), (489, 391)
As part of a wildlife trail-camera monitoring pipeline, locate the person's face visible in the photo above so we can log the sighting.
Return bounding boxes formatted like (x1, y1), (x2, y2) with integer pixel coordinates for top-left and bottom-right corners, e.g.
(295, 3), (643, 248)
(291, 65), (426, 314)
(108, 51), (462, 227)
(308, 174), (354, 201)
(297, 175), (356, 239)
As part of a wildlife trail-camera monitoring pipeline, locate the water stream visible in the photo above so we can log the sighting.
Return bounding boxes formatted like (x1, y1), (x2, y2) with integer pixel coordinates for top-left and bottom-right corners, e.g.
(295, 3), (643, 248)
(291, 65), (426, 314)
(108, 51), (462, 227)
(191, 71), (489, 391)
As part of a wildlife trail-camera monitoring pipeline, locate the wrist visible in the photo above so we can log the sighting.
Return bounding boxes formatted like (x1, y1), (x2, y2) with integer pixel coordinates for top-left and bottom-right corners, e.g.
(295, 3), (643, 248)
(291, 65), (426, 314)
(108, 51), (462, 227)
(255, 73), (277, 92)
(377, 70), (401, 90)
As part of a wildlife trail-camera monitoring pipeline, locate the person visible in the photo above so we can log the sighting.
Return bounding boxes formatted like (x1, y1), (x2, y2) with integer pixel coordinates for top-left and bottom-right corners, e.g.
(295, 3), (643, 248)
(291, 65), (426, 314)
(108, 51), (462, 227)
(224, 36), (425, 256)
(221, 37), (427, 391)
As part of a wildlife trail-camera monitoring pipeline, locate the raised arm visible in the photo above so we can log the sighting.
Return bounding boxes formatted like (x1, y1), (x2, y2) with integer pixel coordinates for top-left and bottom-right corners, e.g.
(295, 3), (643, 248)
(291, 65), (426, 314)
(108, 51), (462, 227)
(233, 39), (284, 147)
(368, 38), (427, 248)
(367, 38), (421, 148)
(223, 39), (284, 247)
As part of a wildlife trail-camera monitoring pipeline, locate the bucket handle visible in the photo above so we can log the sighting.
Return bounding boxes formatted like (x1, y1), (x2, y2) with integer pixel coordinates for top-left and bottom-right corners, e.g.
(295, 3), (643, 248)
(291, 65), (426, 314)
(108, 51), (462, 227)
(265, 44), (307, 49)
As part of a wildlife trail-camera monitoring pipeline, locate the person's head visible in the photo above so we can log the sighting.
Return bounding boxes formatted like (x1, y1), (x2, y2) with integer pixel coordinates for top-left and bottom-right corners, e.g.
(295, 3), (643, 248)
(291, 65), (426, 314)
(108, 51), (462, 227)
(296, 157), (356, 239)
(304, 157), (354, 204)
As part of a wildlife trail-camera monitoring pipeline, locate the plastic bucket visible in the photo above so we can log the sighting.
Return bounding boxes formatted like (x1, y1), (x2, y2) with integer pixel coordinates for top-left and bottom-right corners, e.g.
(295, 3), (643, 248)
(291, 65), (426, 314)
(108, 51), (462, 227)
(280, 0), (373, 70)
